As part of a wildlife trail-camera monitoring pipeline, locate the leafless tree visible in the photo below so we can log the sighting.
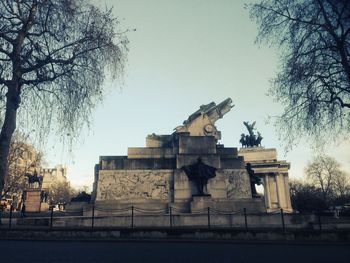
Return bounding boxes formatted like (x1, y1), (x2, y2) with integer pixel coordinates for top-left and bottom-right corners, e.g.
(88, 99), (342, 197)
(249, 0), (350, 147)
(48, 181), (74, 205)
(2, 132), (42, 210)
(305, 155), (349, 204)
(0, 0), (127, 195)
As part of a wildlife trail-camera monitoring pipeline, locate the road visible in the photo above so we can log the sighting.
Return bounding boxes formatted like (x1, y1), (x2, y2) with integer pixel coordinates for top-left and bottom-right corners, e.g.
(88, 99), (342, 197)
(0, 240), (349, 263)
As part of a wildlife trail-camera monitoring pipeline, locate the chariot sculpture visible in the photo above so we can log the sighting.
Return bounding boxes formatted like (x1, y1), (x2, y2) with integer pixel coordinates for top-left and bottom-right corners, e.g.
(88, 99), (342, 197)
(240, 121), (263, 147)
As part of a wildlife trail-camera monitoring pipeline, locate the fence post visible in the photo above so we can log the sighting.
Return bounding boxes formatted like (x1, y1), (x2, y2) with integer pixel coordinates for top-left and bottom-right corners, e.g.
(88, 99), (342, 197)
(169, 206), (173, 227)
(280, 208), (285, 230)
(243, 208), (248, 230)
(9, 205), (13, 230)
(317, 210), (322, 231)
(50, 206), (54, 229)
(91, 205), (95, 229)
(131, 206), (134, 228)
(207, 207), (211, 229)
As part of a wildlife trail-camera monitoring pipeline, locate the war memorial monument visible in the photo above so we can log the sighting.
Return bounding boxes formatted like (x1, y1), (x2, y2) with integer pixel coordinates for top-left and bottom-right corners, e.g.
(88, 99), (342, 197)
(92, 98), (292, 214)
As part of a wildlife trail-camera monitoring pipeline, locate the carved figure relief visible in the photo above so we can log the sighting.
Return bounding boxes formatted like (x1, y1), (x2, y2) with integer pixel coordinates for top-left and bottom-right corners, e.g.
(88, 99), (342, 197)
(97, 170), (171, 200)
(222, 170), (251, 199)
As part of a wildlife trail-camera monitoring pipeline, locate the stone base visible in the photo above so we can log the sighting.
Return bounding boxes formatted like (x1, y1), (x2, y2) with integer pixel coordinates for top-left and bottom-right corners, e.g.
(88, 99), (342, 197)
(94, 199), (169, 216)
(189, 196), (266, 213)
(25, 189), (41, 212)
(40, 203), (49, 212)
(191, 195), (213, 212)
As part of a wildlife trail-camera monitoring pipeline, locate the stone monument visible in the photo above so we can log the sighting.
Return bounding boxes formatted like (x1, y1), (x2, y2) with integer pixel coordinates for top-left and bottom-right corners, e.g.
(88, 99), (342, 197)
(23, 171), (49, 212)
(92, 98), (292, 213)
(238, 122), (292, 212)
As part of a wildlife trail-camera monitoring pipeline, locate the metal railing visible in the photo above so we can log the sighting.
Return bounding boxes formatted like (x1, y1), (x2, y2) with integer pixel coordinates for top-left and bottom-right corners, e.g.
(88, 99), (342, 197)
(1, 205), (349, 231)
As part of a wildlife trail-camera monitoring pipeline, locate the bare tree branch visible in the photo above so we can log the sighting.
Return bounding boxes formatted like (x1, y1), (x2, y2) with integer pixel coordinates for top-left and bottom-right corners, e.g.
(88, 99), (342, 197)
(0, 0), (128, 200)
(250, 0), (350, 148)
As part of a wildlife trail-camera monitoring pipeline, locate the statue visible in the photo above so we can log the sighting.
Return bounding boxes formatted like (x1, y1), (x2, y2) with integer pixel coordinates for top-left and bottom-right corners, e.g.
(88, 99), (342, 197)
(25, 170), (43, 189)
(246, 163), (261, 198)
(239, 134), (246, 147)
(40, 190), (48, 203)
(182, 158), (216, 196)
(175, 98), (234, 140)
(240, 121), (263, 147)
(244, 121), (256, 137)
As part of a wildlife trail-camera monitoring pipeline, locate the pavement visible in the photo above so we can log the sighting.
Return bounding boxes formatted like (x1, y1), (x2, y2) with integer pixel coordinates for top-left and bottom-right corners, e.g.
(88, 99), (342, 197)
(0, 240), (349, 263)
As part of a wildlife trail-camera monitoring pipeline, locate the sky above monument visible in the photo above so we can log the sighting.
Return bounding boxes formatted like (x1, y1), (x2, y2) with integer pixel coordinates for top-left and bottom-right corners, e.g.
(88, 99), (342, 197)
(44, 0), (350, 189)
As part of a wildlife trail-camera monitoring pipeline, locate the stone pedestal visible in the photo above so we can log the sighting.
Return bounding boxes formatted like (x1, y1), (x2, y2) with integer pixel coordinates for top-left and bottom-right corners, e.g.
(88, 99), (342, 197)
(40, 202), (49, 211)
(25, 189), (41, 212)
(191, 195), (213, 212)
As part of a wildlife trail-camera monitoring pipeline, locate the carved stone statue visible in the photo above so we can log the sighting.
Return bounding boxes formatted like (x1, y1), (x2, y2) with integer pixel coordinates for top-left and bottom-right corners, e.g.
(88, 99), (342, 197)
(240, 121), (263, 147)
(246, 163), (261, 198)
(182, 158), (216, 196)
(175, 98), (234, 140)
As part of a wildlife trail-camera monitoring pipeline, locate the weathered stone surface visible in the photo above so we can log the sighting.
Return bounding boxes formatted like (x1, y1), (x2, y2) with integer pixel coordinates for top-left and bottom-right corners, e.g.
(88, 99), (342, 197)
(238, 147), (277, 162)
(216, 147), (238, 156)
(25, 189), (41, 212)
(220, 169), (252, 199)
(220, 156), (245, 169)
(179, 136), (216, 154)
(96, 170), (173, 201)
(176, 155), (220, 169)
(127, 147), (175, 159)
(146, 134), (173, 147)
(174, 98), (234, 140)
(99, 156), (176, 170)
(123, 158), (176, 170)
(100, 156), (127, 170)
(191, 195), (213, 211)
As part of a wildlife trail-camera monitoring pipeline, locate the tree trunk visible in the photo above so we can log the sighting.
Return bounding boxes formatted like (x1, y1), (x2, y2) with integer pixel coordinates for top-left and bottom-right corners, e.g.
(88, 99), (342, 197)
(0, 85), (20, 197)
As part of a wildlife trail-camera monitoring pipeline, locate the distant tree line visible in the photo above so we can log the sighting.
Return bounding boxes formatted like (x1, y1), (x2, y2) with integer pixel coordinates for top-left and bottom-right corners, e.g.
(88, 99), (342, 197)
(290, 155), (350, 212)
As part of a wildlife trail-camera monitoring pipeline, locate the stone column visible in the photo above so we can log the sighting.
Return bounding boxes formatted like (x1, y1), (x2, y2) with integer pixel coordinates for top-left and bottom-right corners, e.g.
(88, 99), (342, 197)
(274, 172), (293, 211)
(283, 173), (293, 211)
(263, 174), (271, 209)
(275, 174), (282, 209)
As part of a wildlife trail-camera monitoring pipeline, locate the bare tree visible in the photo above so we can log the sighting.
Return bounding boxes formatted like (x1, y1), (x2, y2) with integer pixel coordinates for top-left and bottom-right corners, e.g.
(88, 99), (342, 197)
(333, 169), (350, 197)
(305, 155), (349, 204)
(289, 179), (327, 212)
(48, 181), (73, 205)
(2, 132), (42, 201)
(0, 0), (127, 195)
(249, 0), (350, 146)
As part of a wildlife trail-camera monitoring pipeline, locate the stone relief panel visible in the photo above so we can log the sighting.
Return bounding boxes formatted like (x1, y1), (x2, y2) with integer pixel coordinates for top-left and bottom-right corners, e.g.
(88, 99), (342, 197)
(96, 170), (172, 201)
(218, 169), (251, 199)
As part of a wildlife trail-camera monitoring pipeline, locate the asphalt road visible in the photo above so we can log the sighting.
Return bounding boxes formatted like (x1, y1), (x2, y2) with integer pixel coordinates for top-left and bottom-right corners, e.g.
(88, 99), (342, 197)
(0, 240), (349, 263)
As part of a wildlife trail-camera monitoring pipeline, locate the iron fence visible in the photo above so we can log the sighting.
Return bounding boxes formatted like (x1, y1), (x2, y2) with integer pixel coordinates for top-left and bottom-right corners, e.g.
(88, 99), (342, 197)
(1, 205), (350, 231)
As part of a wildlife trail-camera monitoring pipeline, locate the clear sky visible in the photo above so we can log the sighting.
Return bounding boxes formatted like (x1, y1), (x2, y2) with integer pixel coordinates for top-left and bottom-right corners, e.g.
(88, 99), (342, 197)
(44, 0), (350, 190)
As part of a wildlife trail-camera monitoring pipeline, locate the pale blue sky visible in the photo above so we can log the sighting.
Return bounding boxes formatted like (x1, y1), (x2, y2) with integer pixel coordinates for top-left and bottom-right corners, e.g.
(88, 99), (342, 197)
(44, 0), (349, 189)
